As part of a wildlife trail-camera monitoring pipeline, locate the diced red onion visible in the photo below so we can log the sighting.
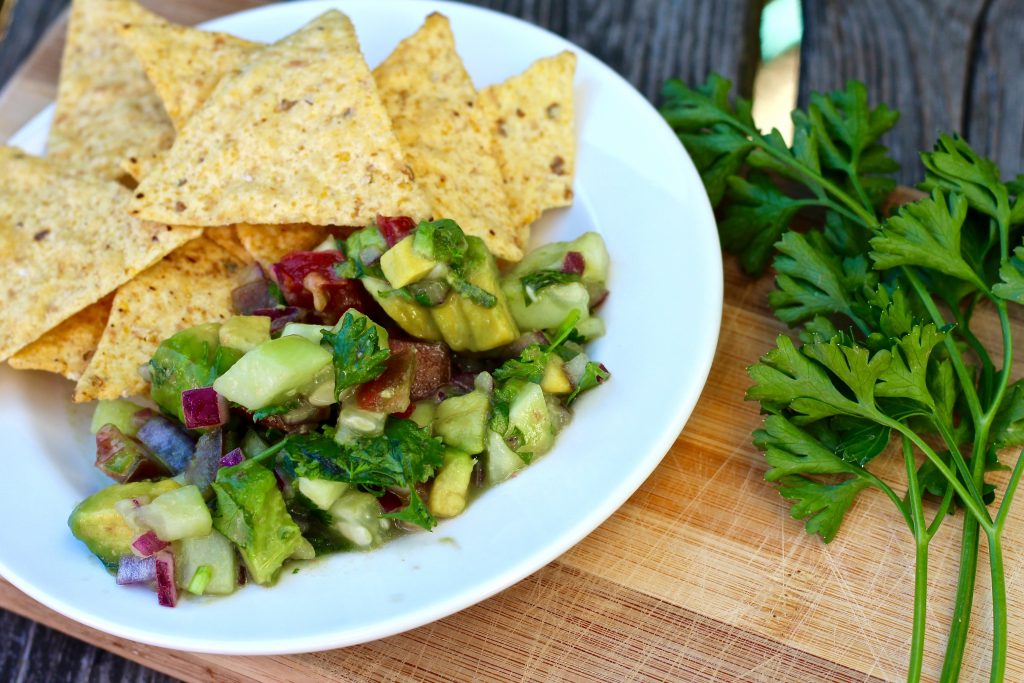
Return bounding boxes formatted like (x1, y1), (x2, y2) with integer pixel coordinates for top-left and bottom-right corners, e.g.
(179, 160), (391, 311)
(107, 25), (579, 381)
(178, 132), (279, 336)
(376, 215), (416, 247)
(359, 245), (384, 265)
(131, 530), (169, 557)
(590, 288), (609, 310)
(501, 331), (550, 358)
(451, 372), (476, 393)
(474, 371), (494, 394)
(219, 448), (245, 468)
(154, 551), (177, 607)
(116, 555), (156, 585)
(184, 428), (224, 494)
(232, 279), (279, 315)
(379, 490), (404, 513)
(181, 387), (229, 429)
(237, 262), (266, 285)
(136, 415), (195, 474)
(562, 250), (585, 275)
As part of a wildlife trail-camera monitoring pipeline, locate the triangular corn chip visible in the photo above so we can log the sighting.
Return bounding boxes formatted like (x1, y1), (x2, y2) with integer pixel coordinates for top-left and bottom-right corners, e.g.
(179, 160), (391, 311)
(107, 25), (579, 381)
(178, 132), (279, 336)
(236, 224), (331, 265)
(47, 0), (174, 180)
(374, 14), (520, 261)
(205, 226), (255, 265)
(8, 295), (114, 381)
(119, 12), (259, 130)
(74, 236), (246, 401)
(479, 51), (576, 244)
(0, 147), (200, 362)
(128, 10), (429, 228)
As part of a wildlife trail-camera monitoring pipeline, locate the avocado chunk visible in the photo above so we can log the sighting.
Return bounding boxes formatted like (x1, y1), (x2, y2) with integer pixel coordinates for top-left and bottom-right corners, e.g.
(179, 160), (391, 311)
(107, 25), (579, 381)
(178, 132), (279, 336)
(149, 323), (238, 422)
(433, 390), (490, 454)
(213, 335), (332, 411)
(90, 399), (145, 437)
(541, 356), (572, 394)
(219, 315), (271, 353)
(212, 461), (303, 585)
(430, 238), (519, 351)
(381, 235), (438, 288)
(69, 479), (181, 568)
(362, 276), (442, 341)
(429, 448), (475, 518)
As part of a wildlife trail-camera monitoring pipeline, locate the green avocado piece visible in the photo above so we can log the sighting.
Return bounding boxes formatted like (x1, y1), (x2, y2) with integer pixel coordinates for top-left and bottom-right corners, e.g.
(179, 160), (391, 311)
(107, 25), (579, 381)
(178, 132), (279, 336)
(433, 390), (490, 454)
(212, 461), (303, 585)
(68, 479), (181, 568)
(430, 238), (519, 351)
(149, 323), (238, 422)
(361, 276), (443, 341)
(381, 235), (439, 288)
(90, 399), (145, 436)
(429, 448), (475, 518)
(219, 315), (271, 353)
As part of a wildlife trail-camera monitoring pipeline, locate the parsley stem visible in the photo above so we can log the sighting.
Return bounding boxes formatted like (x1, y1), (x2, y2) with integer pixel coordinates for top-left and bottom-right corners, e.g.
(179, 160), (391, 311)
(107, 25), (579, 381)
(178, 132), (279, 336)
(903, 436), (929, 683)
(927, 483), (956, 541)
(987, 532), (1007, 683)
(250, 438), (290, 465)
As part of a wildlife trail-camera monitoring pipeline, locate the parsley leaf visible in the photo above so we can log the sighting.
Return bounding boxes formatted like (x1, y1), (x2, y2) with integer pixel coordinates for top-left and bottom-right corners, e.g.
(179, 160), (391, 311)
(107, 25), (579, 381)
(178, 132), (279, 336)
(321, 311), (390, 398)
(567, 361), (610, 405)
(493, 345), (548, 383)
(281, 419), (444, 530)
(993, 244), (1024, 304)
(920, 134), (1011, 226)
(720, 172), (809, 276)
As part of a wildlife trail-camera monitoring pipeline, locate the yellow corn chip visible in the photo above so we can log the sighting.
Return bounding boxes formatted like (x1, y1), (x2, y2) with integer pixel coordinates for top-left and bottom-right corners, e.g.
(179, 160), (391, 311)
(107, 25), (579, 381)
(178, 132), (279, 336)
(205, 226), (255, 265)
(0, 147), (200, 362)
(479, 51), (577, 244)
(119, 12), (259, 131)
(48, 0), (174, 181)
(236, 223), (331, 265)
(128, 10), (429, 228)
(8, 295), (114, 381)
(374, 14), (520, 262)
(74, 236), (245, 401)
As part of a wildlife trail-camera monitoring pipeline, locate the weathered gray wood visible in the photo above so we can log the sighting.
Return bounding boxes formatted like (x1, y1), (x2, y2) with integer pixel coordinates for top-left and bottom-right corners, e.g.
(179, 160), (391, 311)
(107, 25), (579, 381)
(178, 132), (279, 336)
(0, 0), (68, 88)
(0, 1), (762, 681)
(800, 0), (1024, 185)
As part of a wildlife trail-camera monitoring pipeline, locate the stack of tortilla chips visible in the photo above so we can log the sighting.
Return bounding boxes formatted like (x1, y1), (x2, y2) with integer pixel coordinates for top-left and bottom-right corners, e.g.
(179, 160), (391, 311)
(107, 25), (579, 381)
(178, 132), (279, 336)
(1, 0), (577, 403)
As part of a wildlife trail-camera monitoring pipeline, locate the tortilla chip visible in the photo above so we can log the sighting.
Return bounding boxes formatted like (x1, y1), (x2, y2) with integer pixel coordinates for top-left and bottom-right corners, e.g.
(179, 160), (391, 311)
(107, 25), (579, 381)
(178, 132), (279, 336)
(119, 12), (259, 130)
(8, 295), (114, 381)
(74, 237), (245, 401)
(479, 51), (577, 243)
(128, 10), (429, 228)
(47, 0), (174, 180)
(205, 226), (255, 265)
(0, 147), (201, 362)
(236, 223), (330, 265)
(374, 14), (520, 261)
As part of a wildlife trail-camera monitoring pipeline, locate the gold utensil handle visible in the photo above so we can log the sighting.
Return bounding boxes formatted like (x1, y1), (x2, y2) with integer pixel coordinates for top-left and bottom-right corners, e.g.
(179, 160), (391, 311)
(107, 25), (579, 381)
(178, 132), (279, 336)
(0, 0), (18, 44)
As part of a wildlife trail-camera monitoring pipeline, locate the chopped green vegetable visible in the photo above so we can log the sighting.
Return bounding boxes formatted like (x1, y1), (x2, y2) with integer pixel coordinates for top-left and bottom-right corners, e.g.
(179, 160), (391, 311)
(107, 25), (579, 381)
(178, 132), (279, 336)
(186, 565), (213, 595)
(321, 310), (390, 399)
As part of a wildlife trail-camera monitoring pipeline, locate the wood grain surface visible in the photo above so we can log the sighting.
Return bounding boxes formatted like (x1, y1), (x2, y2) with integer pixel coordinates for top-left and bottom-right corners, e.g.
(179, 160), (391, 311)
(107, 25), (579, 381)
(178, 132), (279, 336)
(799, 0), (1024, 185)
(3, 1), (1024, 682)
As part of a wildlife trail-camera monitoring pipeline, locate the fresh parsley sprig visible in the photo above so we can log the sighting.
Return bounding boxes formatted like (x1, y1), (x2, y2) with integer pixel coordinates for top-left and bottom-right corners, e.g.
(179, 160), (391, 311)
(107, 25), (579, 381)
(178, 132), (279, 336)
(663, 74), (1024, 682)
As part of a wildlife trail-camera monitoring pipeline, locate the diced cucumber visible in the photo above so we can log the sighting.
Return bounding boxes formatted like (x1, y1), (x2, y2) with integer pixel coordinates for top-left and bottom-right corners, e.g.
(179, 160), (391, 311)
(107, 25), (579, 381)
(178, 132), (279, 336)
(240, 430), (268, 458)
(290, 537), (316, 560)
(334, 400), (388, 445)
(329, 490), (388, 549)
(485, 429), (525, 485)
(509, 232), (609, 285)
(429, 449), (475, 518)
(541, 356), (572, 394)
(508, 381), (554, 456)
(502, 280), (590, 332)
(297, 477), (349, 510)
(280, 322), (332, 345)
(573, 315), (606, 341)
(173, 530), (238, 595)
(409, 401), (436, 430)
(90, 399), (144, 436)
(433, 390), (489, 454)
(136, 485), (213, 542)
(68, 479), (180, 568)
(213, 336), (332, 411)
(219, 316), (271, 353)
(381, 235), (438, 288)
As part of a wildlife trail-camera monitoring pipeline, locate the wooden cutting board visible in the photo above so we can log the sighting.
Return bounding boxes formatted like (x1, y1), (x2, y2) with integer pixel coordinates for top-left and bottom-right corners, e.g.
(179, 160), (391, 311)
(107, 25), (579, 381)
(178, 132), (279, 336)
(2, 2), (1023, 681)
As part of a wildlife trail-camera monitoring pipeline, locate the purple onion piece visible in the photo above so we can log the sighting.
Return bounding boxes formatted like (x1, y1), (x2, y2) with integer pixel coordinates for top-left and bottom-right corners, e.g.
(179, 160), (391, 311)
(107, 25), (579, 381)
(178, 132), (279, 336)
(562, 251), (585, 275)
(501, 331), (550, 358)
(184, 428), (224, 494)
(131, 530), (169, 557)
(116, 555), (156, 585)
(450, 372), (476, 393)
(232, 280), (278, 315)
(219, 448), (245, 469)
(136, 415), (195, 474)
(181, 387), (229, 430)
(563, 353), (590, 387)
(155, 551), (177, 607)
